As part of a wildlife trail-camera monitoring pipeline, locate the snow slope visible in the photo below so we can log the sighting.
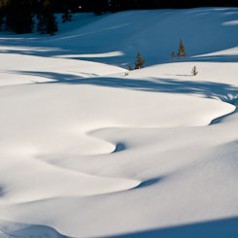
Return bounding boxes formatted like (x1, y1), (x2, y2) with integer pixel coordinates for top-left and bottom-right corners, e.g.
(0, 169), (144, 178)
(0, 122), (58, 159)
(0, 8), (238, 238)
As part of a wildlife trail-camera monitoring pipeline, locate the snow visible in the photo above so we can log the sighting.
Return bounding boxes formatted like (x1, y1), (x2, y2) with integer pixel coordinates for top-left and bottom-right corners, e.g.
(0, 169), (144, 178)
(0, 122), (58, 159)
(0, 8), (238, 238)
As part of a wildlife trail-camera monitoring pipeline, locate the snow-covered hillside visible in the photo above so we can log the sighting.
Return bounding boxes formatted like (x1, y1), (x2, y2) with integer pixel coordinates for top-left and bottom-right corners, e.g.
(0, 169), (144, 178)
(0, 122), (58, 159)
(0, 8), (238, 238)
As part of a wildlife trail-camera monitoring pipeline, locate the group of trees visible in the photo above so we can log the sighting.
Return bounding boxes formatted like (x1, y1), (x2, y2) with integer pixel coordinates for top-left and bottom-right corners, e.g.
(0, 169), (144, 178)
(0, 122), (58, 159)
(172, 39), (186, 59)
(80, 0), (238, 14)
(1, 0), (238, 34)
(133, 39), (198, 76)
(133, 39), (186, 71)
(0, 0), (75, 34)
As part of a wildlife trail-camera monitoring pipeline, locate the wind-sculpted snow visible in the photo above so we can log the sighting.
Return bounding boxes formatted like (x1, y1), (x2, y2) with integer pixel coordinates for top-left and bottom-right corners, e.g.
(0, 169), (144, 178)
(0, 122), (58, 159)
(0, 220), (68, 238)
(0, 8), (238, 238)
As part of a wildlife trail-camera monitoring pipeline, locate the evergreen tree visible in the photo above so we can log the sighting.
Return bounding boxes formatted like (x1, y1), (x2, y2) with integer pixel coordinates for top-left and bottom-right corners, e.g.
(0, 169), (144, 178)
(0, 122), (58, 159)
(37, 14), (46, 34)
(37, 0), (58, 35)
(109, 0), (122, 12)
(80, 0), (109, 15)
(191, 66), (198, 76)
(61, 0), (72, 23)
(46, 12), (58, 34)
(0, 2), (5, 30)
(6, 0), (35, 34)
(135, 51), (145, 69)
(177, 39), (186, 58)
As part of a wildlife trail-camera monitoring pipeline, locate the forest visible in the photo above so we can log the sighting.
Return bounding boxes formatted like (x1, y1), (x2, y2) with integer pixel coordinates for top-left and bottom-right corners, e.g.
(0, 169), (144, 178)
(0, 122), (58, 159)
(1, 0), (238, 34)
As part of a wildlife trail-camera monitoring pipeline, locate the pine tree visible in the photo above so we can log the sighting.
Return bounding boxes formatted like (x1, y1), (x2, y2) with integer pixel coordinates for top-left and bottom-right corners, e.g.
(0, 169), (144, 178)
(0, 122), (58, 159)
(46, 12), (58, 34)
(81, 0), (109, 15)
(191, 66), (198, 76)
(37, 0), (58, 35)
(177, 39), (186, 58)
(6, 0), (34, 34)
(135, 51), (145, 69)
(61, 0), (72, 23)
(37, 14), (46, 33)
(0, 3), (5, 31)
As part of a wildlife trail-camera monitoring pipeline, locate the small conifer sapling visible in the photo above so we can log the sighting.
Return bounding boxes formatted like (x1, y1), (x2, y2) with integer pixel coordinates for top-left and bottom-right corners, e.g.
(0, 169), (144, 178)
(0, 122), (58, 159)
(135, 51), (145, 69)
(177, 39), (186, 58)
(191, 66), (198, 76)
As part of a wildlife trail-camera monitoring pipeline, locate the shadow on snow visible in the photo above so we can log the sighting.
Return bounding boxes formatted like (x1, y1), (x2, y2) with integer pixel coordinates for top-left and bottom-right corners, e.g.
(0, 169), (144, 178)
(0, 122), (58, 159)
(1, 8), (238, 65)
(109, 217), (238, 238)
(13, 70), (238, 104)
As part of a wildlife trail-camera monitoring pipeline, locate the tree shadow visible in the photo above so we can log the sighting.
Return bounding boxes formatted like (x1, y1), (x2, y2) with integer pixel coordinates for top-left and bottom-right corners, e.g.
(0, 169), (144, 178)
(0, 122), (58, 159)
(109, 217), (238, 238)
(12, 70), (238, 104)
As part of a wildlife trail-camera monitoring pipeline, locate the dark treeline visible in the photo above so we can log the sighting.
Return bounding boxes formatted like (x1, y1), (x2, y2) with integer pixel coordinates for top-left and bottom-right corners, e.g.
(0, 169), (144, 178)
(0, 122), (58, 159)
(80, 0), (238, 13)
(0, 0), (77, 34)
(1, 0), (238, 34)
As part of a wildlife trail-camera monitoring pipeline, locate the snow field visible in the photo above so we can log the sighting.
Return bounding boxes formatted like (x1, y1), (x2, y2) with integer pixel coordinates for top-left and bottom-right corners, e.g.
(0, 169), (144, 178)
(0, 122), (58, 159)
(0, 8), (238, 238)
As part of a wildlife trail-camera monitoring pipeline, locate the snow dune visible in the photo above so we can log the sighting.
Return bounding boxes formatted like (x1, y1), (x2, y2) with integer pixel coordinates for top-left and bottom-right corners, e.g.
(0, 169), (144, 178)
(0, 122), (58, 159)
(0, 8), (238, 238)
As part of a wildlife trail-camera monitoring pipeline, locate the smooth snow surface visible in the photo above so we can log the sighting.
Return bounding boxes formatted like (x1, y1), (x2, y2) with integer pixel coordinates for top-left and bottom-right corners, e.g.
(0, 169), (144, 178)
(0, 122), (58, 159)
(0, 8), (238, 238)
